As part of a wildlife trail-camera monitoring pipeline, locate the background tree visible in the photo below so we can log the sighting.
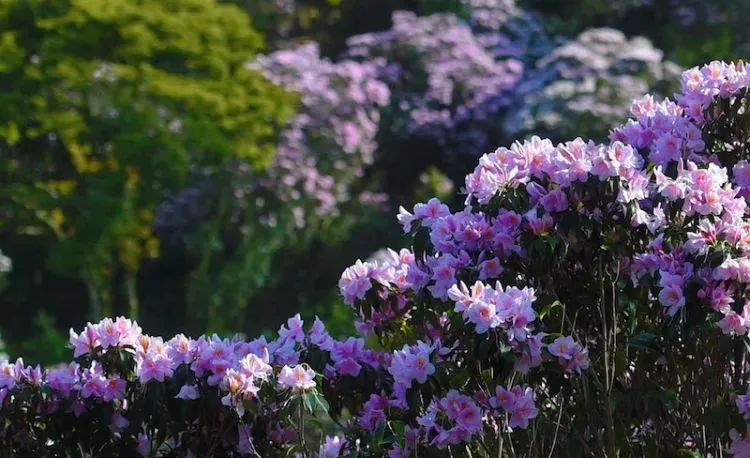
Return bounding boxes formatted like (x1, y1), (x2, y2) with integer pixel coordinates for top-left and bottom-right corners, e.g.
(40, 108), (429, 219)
(0, 0), (295, 361)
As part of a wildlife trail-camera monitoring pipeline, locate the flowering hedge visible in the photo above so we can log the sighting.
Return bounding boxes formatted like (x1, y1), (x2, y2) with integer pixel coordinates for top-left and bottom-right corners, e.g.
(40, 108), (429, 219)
(5, 60), (750, 456)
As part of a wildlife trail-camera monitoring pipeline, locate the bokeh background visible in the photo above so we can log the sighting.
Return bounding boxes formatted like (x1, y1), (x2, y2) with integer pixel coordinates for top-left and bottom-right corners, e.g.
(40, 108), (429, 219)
(0, 0), (747, 365)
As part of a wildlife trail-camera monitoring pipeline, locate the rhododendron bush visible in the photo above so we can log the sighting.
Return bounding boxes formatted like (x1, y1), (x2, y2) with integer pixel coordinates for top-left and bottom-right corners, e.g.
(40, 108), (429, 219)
(504, 27), (680, 142)
(6, 61), (750, 456)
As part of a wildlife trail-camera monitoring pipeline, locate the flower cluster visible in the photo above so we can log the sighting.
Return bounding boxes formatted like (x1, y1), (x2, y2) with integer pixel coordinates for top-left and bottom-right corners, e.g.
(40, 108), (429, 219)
(448, 280), (536, 337)
(505, 27), (681, 142)
(345, 10), (524, 160)
(489, 385), (538, 429)
(251, 42), (390, 230)
(459, 0), (520, 32)
(8, 60), (750, 456)
(417, 390), (484, 449)
(0, 313), (384, 456)
(613, 61), (750, 167)
(340, 60), (750, 455)
(388, 341), (436, 387)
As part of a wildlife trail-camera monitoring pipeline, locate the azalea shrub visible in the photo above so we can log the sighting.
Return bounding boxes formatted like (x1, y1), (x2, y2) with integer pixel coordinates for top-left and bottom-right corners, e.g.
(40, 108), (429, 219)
(504, 27), (681, 143)
(6, 60), (750, 456)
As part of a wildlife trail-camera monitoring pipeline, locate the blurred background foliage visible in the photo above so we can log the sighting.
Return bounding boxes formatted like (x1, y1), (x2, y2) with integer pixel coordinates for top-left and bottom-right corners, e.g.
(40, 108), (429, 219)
(0, 0), (747, 365)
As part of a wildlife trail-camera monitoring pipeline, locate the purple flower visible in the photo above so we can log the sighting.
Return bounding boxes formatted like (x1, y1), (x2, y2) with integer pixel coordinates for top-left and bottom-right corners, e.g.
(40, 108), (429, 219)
(319, 435), (347, 458)
(278, 364), (316, 391)
(278, 314), (305, 343)
(175, 384), (200, 400)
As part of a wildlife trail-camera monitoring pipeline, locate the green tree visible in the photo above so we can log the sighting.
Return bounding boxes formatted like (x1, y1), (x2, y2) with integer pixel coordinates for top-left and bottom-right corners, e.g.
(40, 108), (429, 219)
(0, 0), (294, 342)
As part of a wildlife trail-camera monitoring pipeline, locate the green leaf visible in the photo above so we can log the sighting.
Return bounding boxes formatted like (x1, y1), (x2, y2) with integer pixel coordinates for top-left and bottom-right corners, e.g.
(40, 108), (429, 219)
(303, 392), (315, 415)
(629, 332), (659, 352)
(373, 420), (386, 444)
(539, 300), (561, 320)
(389, 420), (405, 438)
(314, 393), (330, 414)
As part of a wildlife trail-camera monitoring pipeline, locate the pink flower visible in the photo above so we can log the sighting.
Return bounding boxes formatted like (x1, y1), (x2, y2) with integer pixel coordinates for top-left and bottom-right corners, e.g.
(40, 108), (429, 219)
(419, 391), (482, 448)
(547, 336), (577, 360)
(652, 132), (682, 164)
(236, 424), (255, 455)
(508, 387), (537, 429)
(478, 257), (503, 280)
(110, 412), (129, 432)
(21, 364), (43, 386)
(113, 316), (141, 347)
(735, 394), (750, 419)
(565, 345), (591, 374)
(0, 360), (18, 390)
(69, 323), (100, 357)
(271, 337), (300, 366)
(278, 314), (305, 342)
(539, 189), (569, 213)
(136, 432), (151, 457)
(278, 365), (316, 391)
(138, 354), (173, 383)
(221, 369), (258, 415)
(490, 385), (518, 411)
(167, 334), (194, 365)
(388, 342), (435, 387)
(466, 300), (500, 333)
(97, 318), (119, 349)
(455, 402), (482, 432)
(397, 206), (416, 232)
(331, 337), (365, 377)
(490, 385), (537, 429)
(413, 198), (450, 226)
(339, 260), (375, 304)
(319, 435), (347, 458)
(309, 317), (334, 350)
(389, 383), (409, 409)
(360, 393), (388, 431)
(658, 285), (686, 316)
(47, 363), (80, 397)
(548, 336), (590, 374)
(409, 351), (435, 384)
(175, 384), (200, 400)
(447, 281), (484, 313)
(717, 312), (748, 335)
(335, 357), (362, 377)
(81, 363), (126, 401)
(525, 210), (554, 236)
(734, 161), (750, 188)
(239, 353), (272, 381)
(514, 333), (544, 374)
(729, 429), (750, 457)
(337, 121), (361, 153)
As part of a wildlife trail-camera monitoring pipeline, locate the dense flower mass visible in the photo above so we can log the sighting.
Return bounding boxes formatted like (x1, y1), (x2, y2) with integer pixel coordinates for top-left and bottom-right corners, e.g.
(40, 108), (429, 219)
(340, 59), (750, 456)
(345, 10), (524, 160)
(252, 42), (390, 228)
(0, 315), (353, 455)
(505, 27), (681, 142)
(6, 60), (750, 456)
